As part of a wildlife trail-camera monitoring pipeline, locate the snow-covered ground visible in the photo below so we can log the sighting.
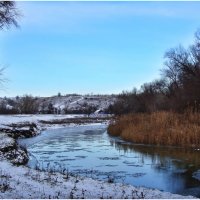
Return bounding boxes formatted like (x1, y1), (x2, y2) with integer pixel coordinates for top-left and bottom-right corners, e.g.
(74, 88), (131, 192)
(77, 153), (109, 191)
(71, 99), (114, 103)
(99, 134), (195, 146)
(0, 159), (195, 199)
(0, 133), (15, 150)
(0, 114), (110, 130)
(0, 114), (83, 127)
(0, 114), (196, 199)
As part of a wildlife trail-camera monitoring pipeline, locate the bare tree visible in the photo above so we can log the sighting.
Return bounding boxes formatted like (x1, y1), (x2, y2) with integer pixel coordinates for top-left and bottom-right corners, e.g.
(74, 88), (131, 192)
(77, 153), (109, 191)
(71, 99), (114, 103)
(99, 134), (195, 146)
(0, 1), (20, 29)
(110, 29), (200, 114)
(18, 95), (39, 114)
(0, 1), (20, 88)
(161, 31), (200, 111)
(0, 67), (6, 87)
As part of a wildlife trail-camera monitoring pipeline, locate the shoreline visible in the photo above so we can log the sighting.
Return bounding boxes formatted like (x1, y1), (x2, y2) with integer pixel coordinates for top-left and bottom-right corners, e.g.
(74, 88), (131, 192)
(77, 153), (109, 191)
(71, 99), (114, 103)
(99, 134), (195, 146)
(108, 112), (200, 149)
(0, 114), (110, 164)
(0, 114), (196, 199)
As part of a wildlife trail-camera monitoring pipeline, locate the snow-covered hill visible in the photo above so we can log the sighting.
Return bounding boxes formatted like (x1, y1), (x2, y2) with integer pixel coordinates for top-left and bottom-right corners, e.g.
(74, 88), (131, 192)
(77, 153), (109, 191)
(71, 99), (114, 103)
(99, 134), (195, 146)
(37, 94), (116, 113)
(0, 94), (117, 114)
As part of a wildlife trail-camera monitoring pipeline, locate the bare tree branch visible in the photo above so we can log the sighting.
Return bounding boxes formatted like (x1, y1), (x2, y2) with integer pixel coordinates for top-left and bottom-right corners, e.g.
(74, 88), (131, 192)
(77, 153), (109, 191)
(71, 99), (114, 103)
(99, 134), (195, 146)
(0, 1), (20, 30)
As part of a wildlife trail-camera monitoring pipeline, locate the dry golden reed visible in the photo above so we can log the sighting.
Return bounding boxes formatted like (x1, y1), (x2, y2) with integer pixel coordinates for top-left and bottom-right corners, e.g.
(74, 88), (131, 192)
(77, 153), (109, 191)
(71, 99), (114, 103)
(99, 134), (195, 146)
(108, 111), (200, 148)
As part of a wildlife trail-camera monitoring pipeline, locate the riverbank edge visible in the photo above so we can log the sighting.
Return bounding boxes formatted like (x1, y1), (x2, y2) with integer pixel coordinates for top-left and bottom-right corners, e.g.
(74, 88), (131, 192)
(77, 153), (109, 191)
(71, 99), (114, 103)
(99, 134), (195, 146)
(0, 115), (110, 164)
(0, 114), (196, 199)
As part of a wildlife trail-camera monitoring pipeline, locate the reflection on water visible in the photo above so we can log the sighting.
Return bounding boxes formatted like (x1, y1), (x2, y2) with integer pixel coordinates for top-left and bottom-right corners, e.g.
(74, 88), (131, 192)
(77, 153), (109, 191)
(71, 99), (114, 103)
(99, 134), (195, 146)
(18, 125), (200, 197)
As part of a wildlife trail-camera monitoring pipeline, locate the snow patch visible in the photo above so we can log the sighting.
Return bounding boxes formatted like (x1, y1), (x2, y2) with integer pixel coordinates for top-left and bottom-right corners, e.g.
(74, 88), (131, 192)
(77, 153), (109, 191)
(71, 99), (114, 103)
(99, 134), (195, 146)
(0, 133), (15, 150)
(193, 170), (200, 181)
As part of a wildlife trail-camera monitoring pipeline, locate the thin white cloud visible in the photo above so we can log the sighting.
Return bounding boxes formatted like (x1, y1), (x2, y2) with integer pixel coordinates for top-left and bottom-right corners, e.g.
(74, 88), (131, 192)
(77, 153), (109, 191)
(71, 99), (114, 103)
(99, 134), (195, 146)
(18, 1), (200, 28)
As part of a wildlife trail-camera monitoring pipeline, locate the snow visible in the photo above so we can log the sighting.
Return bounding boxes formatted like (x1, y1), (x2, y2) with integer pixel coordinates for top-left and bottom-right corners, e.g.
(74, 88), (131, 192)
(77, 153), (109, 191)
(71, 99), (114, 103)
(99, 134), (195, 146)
(0, 114), (111, 136)
(69, 96), (84, 105)
(35, 95), (116, 113)
(193, 170), (200, 181)
(0, 95), (116, 115)
(94, 109), (102, 113)
(0, 114), (196, 199)
(0, 133), (15, 150)
(0, 114), (84, 127)
(0, 159), (195, 199)
(0, 134), (28, 165)
(6, 104), (13, 110)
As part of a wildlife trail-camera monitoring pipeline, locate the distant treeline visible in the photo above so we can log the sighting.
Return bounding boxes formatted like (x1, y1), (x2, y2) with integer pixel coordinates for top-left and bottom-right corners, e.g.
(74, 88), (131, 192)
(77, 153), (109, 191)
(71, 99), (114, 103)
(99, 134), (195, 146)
(107, 30), (200, 115)
(0, 95), (98, 115)
(0, 96), (40, 114)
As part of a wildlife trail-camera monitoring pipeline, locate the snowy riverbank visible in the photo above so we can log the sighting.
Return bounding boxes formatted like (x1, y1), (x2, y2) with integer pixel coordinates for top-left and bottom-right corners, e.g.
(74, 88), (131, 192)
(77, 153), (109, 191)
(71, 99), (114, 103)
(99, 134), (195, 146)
(0, 114), (196, 199)
(0, 159), (195, 199)
(0, 114), (110, 130)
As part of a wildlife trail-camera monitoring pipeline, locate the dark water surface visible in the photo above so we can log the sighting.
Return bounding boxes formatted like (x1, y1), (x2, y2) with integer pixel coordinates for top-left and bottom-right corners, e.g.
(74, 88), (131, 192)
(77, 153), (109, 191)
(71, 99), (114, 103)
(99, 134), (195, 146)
(18, 124), (200, 197)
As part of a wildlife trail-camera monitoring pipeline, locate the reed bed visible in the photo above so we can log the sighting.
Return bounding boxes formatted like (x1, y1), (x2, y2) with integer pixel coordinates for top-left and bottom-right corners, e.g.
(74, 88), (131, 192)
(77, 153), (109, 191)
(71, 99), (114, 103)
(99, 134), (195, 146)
(108, 111), (200, 148)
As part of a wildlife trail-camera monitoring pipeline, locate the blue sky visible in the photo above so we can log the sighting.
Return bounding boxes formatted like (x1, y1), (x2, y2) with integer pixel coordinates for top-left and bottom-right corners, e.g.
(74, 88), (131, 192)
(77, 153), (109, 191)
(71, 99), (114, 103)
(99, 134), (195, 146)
(1, 1), (200, 97)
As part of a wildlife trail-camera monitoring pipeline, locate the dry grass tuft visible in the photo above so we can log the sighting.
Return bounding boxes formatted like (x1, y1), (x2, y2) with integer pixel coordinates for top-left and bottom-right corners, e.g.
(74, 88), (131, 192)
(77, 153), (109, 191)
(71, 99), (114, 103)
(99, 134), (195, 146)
(108, 111), (200, 148)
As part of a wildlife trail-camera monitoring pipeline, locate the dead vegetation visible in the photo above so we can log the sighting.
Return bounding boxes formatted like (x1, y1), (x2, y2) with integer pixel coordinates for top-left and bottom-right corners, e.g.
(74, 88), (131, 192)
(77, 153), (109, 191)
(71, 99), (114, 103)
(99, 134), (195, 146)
(108, 111), (200, 148)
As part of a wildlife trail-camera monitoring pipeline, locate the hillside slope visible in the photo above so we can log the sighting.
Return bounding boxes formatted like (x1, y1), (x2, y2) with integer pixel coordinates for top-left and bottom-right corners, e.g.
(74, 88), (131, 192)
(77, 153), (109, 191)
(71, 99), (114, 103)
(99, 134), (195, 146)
(0, 94), (117, 114)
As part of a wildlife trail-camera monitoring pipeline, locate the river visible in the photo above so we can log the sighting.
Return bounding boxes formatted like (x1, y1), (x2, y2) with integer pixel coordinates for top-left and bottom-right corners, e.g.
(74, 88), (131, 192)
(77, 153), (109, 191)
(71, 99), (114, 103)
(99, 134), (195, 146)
(18, 124), (200, 197)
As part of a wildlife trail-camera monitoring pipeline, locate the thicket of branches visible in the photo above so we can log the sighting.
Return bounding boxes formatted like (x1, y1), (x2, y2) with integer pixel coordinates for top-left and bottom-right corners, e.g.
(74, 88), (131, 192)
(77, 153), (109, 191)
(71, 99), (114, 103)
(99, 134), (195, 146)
(0, 95), (38, 114)
(0, 1), (19, 29)
(107, 30), (200, 115)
